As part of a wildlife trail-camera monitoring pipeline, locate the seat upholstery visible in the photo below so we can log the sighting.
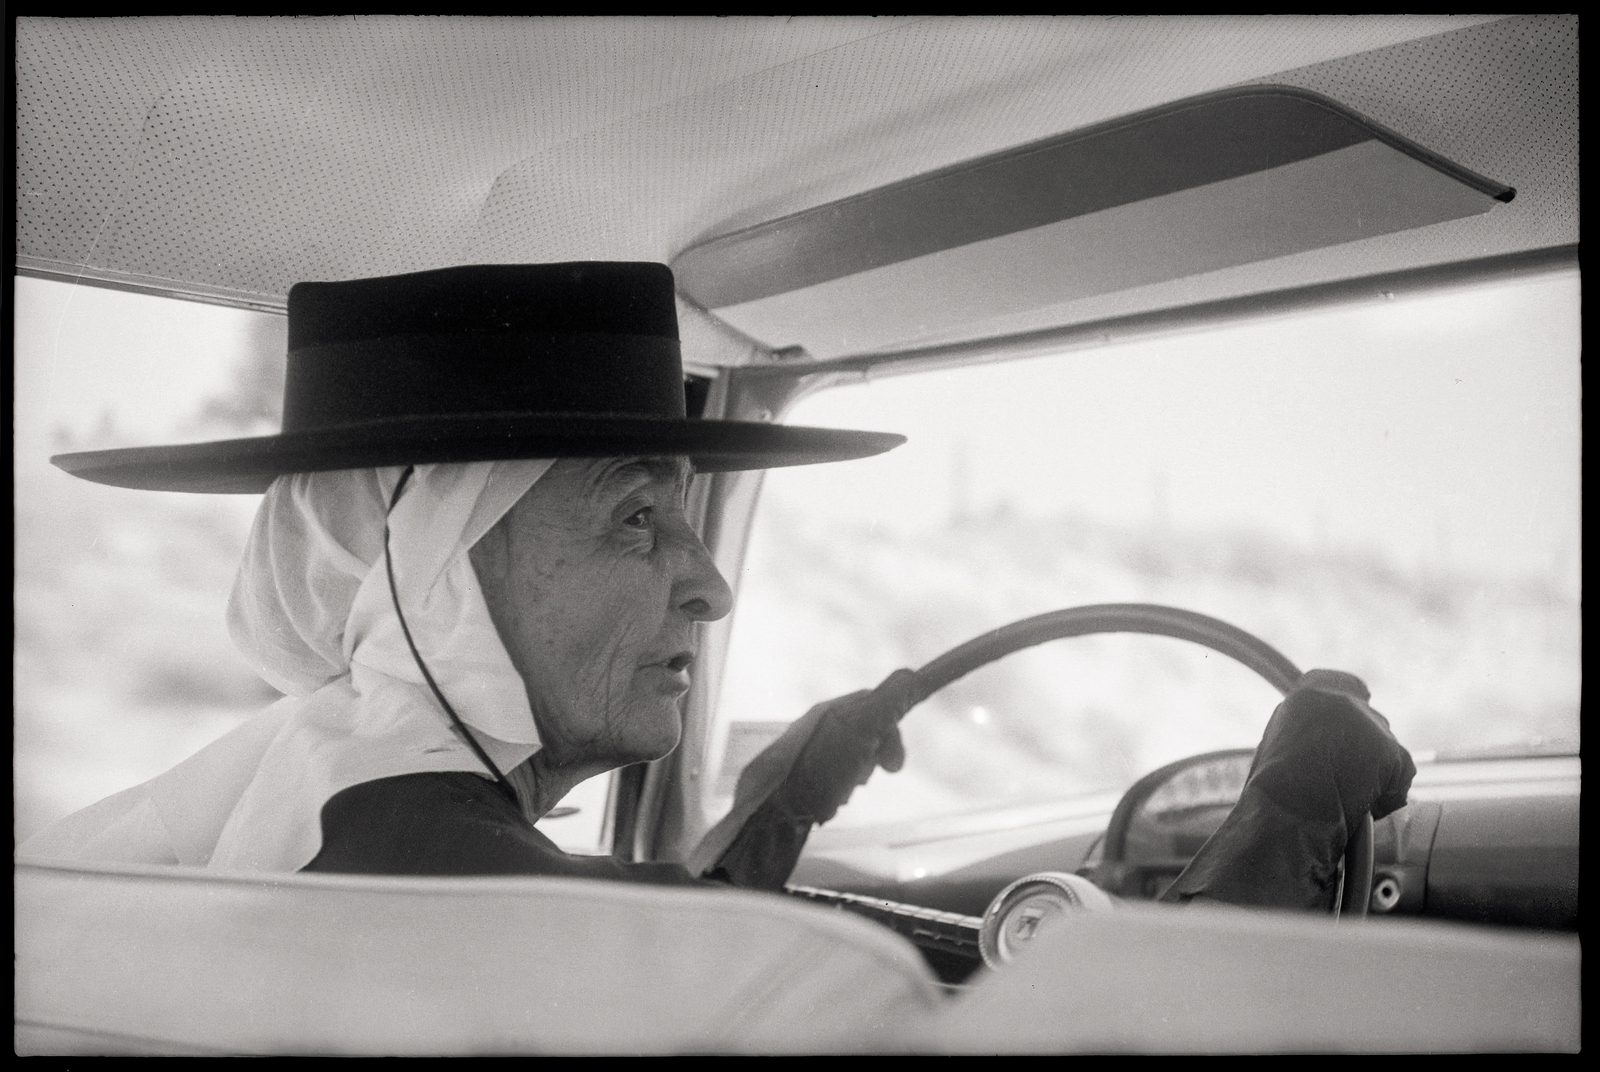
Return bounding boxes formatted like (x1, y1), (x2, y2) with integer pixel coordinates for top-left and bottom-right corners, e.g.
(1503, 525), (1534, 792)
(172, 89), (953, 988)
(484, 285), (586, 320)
(14, 860), (940, 1055)
(924, 901), (1581, 1053)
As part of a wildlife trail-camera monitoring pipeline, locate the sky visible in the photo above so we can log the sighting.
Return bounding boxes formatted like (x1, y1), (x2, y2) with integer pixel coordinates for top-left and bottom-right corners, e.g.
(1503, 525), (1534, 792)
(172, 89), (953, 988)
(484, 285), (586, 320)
(14, 269), (1582, 594)
(764, 270), (1581, 593)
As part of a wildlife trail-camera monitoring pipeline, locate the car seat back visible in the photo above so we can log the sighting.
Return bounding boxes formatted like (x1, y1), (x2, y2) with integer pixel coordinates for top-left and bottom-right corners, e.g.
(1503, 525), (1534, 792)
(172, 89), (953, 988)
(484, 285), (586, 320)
(15, 860), (939, 1054)
(924, 901), (1581, 1052)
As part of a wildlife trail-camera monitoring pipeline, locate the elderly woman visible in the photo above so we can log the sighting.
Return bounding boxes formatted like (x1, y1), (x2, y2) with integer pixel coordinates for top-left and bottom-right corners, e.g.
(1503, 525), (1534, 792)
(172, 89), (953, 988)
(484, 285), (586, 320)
(23, 262), (1412, 908)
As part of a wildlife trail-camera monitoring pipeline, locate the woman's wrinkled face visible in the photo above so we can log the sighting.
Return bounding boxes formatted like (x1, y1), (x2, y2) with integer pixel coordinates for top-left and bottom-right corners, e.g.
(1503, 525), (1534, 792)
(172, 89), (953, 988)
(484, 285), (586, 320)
(469, 456), (733, 776)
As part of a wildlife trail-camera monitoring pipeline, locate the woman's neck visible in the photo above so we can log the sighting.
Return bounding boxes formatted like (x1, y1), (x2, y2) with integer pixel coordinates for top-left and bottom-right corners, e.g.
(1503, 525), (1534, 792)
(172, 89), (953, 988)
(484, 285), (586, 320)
(515, 748), (613, 821)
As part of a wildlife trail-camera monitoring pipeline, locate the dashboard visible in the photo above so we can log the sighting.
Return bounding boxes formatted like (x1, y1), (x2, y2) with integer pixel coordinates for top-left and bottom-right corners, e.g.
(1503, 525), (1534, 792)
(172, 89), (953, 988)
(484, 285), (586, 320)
(787, 752), (1579, 983)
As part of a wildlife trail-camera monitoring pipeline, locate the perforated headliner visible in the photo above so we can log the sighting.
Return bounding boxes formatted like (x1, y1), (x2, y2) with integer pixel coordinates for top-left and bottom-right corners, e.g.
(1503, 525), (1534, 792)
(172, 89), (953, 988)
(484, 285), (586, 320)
(14, 16), (1577, 366)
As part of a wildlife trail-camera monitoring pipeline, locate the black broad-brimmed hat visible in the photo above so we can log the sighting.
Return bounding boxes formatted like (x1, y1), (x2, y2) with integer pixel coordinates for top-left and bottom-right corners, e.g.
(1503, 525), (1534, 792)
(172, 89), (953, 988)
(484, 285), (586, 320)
(50, 263), (905, 493)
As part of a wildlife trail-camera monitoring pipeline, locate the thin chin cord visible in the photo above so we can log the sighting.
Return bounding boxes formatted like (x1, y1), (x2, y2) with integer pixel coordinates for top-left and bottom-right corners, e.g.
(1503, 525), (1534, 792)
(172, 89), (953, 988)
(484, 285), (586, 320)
(384, 465), (518, 803)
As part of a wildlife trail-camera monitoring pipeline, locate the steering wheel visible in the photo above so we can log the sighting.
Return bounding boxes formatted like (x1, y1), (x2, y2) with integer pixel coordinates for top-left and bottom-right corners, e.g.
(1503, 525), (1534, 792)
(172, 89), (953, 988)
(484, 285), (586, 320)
(899, 603), (1373, 920)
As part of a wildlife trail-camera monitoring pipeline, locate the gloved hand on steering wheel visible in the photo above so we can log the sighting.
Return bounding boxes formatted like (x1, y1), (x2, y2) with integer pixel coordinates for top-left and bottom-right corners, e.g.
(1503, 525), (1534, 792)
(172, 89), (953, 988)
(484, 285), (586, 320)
(697, 669), (921, 889)
(767, 668), (919, 824)
(1161, 668), (1416, 911)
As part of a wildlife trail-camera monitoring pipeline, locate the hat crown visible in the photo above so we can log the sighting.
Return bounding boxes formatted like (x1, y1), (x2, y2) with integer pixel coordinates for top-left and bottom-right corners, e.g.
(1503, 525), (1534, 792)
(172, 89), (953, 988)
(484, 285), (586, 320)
(288, 262), (679, 349)
(282, 263), (686, 433)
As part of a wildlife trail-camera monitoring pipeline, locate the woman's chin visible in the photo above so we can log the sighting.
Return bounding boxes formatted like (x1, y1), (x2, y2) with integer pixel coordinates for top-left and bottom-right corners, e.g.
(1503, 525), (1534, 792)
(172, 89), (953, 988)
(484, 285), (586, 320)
(616, 701), (683, 764)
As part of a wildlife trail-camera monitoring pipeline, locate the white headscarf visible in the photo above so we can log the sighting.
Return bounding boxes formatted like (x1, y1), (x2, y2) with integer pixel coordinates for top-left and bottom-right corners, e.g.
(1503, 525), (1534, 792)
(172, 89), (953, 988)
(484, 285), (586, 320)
(229, 461), (551, 747)
(19, 459), (554, 873)
(208, 459), (555, 871)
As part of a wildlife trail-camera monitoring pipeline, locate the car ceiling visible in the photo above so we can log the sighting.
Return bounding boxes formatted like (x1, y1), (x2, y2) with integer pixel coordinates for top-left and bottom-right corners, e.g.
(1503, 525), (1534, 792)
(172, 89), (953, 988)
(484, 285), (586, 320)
(14, 15), (1578, 370)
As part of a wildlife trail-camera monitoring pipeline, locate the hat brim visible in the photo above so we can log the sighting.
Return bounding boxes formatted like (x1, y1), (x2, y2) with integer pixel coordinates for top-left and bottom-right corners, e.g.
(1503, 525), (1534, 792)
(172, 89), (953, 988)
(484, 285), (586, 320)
(50, 413), (906, 493)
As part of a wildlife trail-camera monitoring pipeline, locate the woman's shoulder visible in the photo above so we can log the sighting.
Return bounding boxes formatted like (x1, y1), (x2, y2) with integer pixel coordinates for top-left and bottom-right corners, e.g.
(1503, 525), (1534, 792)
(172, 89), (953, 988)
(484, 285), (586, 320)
(306, 770), (537, 872)
(304, 771), (705, 887)
(328, 768), (526, 816)
(16, 783), (180, 866)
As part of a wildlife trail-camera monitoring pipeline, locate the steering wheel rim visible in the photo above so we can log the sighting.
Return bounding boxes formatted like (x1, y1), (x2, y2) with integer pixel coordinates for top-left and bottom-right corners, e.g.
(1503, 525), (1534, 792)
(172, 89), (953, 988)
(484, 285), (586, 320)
(902, 603), (1372, 919)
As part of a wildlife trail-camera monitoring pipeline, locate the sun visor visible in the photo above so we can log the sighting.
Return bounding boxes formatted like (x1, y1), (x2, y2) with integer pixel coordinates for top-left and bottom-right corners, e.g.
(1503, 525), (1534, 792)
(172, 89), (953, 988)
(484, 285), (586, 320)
(674, 87), (1514, 358)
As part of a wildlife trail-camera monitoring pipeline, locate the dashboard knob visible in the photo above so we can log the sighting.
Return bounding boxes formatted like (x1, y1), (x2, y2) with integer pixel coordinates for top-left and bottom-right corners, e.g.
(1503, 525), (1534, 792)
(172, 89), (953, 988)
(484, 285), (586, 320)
(979, 871), (1115, 969)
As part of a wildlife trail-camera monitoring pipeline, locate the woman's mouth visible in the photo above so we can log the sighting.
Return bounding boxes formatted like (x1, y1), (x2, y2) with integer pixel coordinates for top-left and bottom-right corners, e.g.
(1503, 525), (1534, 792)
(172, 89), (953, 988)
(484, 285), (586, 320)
(643, 652), (695, 695)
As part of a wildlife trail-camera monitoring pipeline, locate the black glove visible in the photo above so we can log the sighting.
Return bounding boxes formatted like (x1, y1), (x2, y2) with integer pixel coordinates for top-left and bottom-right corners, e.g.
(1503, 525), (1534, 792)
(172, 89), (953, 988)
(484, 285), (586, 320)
(707, 669), (921, 889)
(1248, 668), (1415, 833)
(771, 668), (919, 825)
(1160, 669), (1415, 911)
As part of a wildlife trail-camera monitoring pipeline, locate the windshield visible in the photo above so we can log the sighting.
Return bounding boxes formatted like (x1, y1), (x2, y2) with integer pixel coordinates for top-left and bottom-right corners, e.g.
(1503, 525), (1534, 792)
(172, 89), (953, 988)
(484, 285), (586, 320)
(709, 271), (1580, 831)
(13, 271), (1581, 849)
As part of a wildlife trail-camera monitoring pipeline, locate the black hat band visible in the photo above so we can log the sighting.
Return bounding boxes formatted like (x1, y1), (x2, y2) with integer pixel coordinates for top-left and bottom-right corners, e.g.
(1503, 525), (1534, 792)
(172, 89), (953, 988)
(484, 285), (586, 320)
(281, 332), (687, 433)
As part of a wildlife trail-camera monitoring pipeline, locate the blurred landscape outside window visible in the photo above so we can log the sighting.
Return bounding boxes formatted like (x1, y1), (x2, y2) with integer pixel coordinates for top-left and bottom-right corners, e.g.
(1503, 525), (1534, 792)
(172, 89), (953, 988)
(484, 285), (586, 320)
(710, 271), (1580, 831)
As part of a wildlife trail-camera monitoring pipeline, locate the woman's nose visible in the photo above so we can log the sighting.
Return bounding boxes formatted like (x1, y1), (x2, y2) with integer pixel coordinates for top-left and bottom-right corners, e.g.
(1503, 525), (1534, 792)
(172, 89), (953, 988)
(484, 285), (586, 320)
(674, 532), (734, 623)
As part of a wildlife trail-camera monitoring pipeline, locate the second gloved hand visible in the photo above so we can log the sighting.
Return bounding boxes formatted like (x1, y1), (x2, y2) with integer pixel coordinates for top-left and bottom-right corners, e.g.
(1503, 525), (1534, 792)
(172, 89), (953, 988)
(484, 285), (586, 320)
(1248, 668), (1416, 837)
(1160, 668), (1416, 910)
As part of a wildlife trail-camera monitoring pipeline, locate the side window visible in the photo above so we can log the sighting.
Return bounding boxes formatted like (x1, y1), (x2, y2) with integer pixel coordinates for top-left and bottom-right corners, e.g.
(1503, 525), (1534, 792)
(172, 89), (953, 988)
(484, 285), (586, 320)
(709, 274), (1581, 831)
(15, 280), (284, 842)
